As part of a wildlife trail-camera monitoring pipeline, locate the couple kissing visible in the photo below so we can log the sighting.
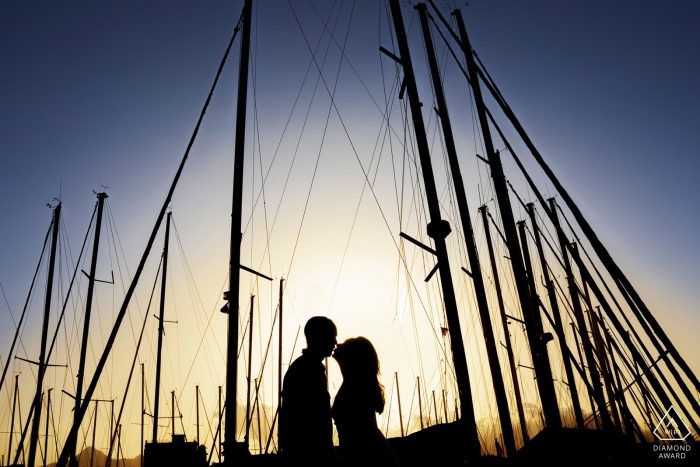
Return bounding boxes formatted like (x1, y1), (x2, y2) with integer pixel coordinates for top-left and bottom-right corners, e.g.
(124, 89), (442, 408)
(279, 316), (399, 466)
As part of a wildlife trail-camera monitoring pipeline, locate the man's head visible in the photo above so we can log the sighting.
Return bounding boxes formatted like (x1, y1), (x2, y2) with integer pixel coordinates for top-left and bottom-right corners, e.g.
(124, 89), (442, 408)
(304, 316), (337, 358)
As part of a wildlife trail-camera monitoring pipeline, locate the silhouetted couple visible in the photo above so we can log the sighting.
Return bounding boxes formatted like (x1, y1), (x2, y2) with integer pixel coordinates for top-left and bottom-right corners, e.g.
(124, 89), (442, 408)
(280, 317), (399, 466)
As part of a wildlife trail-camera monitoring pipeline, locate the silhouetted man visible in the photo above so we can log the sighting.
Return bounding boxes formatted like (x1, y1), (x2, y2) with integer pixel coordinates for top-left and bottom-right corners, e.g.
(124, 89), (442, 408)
(280, 316), (338, 465)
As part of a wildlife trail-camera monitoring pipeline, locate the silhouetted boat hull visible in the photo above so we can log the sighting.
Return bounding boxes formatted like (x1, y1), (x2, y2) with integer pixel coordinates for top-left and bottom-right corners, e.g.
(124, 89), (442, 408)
(143, 435), (207, 467)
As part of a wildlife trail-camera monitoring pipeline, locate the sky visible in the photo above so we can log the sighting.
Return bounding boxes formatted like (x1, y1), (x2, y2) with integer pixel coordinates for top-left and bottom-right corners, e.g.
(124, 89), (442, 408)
(1, 0), (699, 461)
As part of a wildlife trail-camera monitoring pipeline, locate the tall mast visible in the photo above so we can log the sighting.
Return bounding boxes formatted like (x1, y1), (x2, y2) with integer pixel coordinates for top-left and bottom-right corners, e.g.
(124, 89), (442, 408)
(416, 3), (516, 455)
(570, 322), (599, 429)
(69, 192), (108, 466)
(548, 198), (613, 431)
(44, 389), (52, 467)
(432, 391), (438, 425)
(224, 0), (253, 458)
(254, 381), (261, 453)
(442, 390), (449, 425)
(196, 385), (200, 446)
(582, 279), (621, 428)
(479, 206), (529, 443)
(218, 386), (222, 462)
(517, 220), (561, 427)
(90, 401), (98, 467)
(387, 0), (480, 457)
(27, 203), (61, 467)
(117, 425), (122, 467)
(277, 279), (283, 443)
(109, 400), (114, 456)
(453, 9), (562, 430)
(599, 309), (633, 433)
(417, 377), (423, 430)
(245, 296), (254, 446)
(526, 203), (584, 429)
(140, 363), (144, 467)
(171, 391), (175, 438)
(153, 212), (171, 443)
(8, 375), (19, 462)
(0, 220), (52, 395)
(395, 373), (404, 437)
(54, 17), (241, 464)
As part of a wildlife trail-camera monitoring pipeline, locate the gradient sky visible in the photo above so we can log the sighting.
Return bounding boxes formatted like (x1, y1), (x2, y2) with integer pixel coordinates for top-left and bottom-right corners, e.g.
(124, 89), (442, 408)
(1, 0), (699, 460)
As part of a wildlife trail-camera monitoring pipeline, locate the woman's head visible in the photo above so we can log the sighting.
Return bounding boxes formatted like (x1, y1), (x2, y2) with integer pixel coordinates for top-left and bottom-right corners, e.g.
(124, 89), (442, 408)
(333, 337), (385, 413)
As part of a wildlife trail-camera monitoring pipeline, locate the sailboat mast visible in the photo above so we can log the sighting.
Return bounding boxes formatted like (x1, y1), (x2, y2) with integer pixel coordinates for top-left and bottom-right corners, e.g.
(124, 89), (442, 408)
(224, 0), (253, 458)
(583, 283), (621, 428)
(526, 203), (584, 429)
(117, 424), (122, 467)
(153, 212), (171, 443)
(44, 389), (52, 467)
(196, 385), (200, 446)
(517, 219), (561, 425)
(432, 391), (438, 425)
(416, 3), (516, 455)
(387, 0), (480, 457)
(417, 377), (423, 430)
(171, 391), (175, 438)
(245, 296), (254, 446)
(395, 373), (404, 437)
(277, 279), (283, 441)
(91, 402), (98, 467)
(479, 206), (529, 443)
(8, 374), (19, 461)
(69, 192), (108, 465)
(27, 203), (61, 467)
(548, 198), (613, 431)
(141, 363), (144, 467)
(218, 386), (222, 462)
(452, 9), (562, 430)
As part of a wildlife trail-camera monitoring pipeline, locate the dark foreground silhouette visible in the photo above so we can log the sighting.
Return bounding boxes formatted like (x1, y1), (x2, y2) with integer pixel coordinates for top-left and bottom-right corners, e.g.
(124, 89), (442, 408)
(279, 317), (338, 466)
(332, 337), (398, 467)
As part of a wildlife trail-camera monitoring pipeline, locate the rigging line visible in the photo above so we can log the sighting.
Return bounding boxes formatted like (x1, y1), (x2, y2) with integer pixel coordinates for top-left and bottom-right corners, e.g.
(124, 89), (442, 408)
(430, 12), (494, 217)
(472, 14), (692, 400)
(163, 257), (179, 398)
(55, 13), (242, 466)
(170, 218), (225, 374)
(291, 0), (416, 254)
(171, 220), (222, 386)
(250, 40), (274, 290)
(169, 234), (182, 393)
(293, 1), (454, 369)
(41, 205), (97, 396)
(554, 203), (638, 324)
(105, 201), (144, 347)
(378, 3), (403, 226)
(241, 0), (341, 237)
(243, 1), (345, 283)
(104, 255), (162, 467)
(178, 274), (230, 396)
(430, 13), (485, 155)
(0, 218), (53, 394)
(306, 0), (413, 153)
(326, 63), (402, 314)
(198, 397), (216, 453)
(282, 0), (356, 283)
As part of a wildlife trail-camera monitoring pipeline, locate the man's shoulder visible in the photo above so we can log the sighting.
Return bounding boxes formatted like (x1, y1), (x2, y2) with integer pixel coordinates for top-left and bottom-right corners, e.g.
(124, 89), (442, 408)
(286, 354), (316, 379)
(284, 353), (325, 390)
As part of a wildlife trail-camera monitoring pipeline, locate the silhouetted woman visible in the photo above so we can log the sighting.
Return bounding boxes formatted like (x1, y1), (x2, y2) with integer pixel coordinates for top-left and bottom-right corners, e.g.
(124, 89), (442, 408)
(331, 337), (399, 466)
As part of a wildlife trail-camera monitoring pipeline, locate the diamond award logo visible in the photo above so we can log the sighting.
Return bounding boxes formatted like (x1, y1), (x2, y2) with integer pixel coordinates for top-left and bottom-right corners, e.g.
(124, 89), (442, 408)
(653, 406), (691, 441)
